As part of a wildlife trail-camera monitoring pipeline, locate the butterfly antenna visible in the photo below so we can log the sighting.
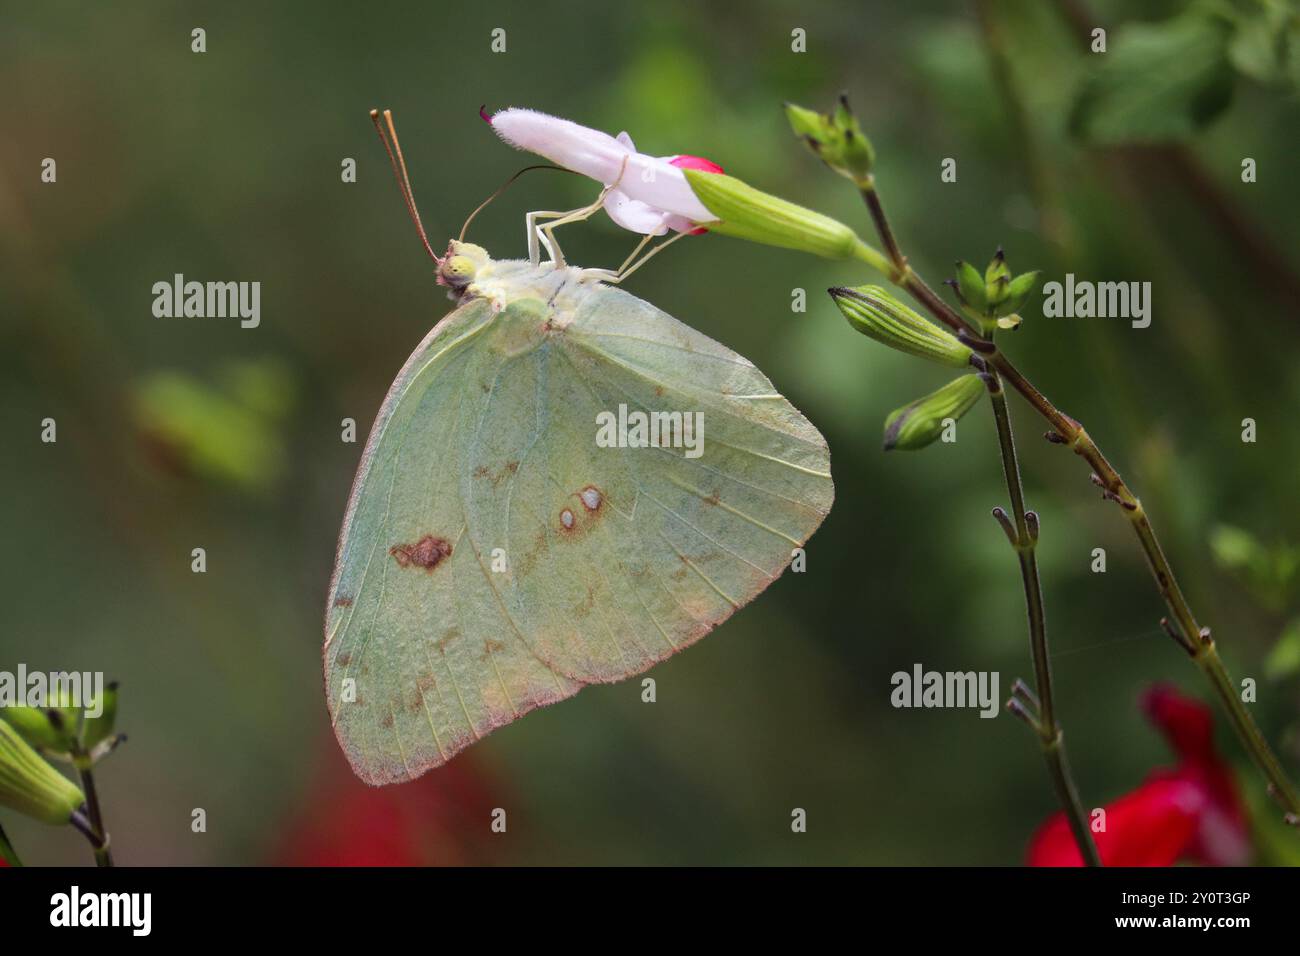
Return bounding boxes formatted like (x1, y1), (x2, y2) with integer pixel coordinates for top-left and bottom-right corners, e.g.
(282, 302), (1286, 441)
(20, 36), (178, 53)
(459, 164), (582, 242)
(370, 108), (442, 265)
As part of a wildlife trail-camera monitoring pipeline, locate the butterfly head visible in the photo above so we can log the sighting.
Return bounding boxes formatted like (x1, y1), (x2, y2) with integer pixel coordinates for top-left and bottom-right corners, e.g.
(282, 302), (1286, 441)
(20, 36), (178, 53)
(437, 240), (490, 295)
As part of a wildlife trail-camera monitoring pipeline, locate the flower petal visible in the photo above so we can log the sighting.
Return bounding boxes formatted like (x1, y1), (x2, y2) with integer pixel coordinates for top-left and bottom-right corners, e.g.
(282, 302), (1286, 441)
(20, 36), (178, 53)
(1140, 683), (1216, 764)
(1028, 777), (1204, 866)
(489, 108), (717, 223)
(602, 188), (671, 236)
(490, 108), (628, 183)
(1028, 683), (1250, 867)
(670, 154), (725, 174)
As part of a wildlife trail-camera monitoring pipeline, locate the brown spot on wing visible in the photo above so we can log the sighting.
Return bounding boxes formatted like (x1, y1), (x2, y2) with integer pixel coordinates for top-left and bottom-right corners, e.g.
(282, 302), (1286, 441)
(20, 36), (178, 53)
(515, 528), (547, 579)
(558, 485), (608, 539)
(435, 628), (463, 654)
(333, 596), (354, 607)
(574, 583), (597, 619)
(472, 460), (522, 487)
(409, 673), (439, 713)
(390, 535), (452, 571)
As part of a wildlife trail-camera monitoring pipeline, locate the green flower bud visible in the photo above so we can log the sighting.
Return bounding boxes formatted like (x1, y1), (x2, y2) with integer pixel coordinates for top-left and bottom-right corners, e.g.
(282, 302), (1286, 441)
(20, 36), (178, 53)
(783, 103), (826, 141)
(684, 170), (881, 264)
(949, 251), (1039, 333)
(46, 687), (84, 742)
(829, 285), (975, 368)
(954, 260), (988, 312)
(985, 248), (1011, 287)
(783, 94), (874, 182)
(0, 707), (72, 753)
(883, 374), (987, 451)
(82, 682), (119, 752)
(0, 720), (84, 825)
(993, 270), (1041, 317)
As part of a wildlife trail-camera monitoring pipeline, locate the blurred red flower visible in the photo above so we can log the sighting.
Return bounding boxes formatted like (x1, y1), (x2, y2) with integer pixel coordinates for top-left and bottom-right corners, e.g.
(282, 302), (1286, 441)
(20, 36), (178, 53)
(1028, 683), (1249, 867)
(273, 744), (502, 867)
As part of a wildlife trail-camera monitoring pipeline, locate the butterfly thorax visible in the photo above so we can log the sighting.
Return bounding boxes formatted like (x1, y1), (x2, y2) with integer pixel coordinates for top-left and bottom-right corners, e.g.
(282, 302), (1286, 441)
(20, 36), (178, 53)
(437, 239), (597, 328)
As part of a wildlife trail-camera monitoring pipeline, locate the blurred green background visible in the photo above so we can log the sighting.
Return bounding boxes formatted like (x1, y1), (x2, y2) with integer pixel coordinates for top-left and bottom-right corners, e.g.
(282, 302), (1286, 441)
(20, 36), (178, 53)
(3, 0), (1299, 865)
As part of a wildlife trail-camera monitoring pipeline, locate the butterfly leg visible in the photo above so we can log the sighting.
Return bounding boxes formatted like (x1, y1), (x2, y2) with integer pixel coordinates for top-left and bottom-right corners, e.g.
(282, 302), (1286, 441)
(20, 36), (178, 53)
(586, 230), (689, 285)
(530, 156), (630, 269)
(536, 187), (621, 269)
(525, 203), (601, 268)
(574, 232), (653, 284)
(525, 210), (568, 267)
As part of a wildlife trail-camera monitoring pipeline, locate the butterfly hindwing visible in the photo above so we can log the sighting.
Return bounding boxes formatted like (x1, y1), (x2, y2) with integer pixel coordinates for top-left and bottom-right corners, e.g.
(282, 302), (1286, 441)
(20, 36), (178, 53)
(325, 271), (833, 785)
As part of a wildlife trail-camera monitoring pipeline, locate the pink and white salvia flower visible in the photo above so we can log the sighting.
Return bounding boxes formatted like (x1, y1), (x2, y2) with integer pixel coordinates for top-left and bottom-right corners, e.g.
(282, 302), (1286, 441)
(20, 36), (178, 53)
(486, 107), (722, 236)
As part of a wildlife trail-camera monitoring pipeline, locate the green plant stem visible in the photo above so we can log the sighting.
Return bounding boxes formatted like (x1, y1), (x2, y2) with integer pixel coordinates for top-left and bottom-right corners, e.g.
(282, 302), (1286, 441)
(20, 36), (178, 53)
(852, 183), (1100, 863)
(987, 375), (1101, 865)
(853, 215), (1300, 817)
(859, 177), (904, 269)
(72, 752), (112, 867)
(850, 235), (895, 280)
(988, 351), (1300, 818)
(987, 384), (1048, 719)
(69, 808), (109, 864)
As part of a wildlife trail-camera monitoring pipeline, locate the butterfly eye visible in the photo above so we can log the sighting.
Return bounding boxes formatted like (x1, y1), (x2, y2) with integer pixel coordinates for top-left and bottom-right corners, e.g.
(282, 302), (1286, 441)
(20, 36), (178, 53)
(438, 255), (478, 291)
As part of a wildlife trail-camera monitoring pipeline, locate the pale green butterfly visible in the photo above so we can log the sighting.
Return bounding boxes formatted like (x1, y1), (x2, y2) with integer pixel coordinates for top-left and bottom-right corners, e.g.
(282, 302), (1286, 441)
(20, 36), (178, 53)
(324, 110), (833, 785)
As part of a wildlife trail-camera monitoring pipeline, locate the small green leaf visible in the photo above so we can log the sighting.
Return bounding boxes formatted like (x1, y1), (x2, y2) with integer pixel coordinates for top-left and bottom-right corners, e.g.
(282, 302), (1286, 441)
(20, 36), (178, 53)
(1287, 19), (1300, 92)
(1226, 0), (1292, 84)
(1210, 523), (1299, 610)
(132, 361), (296, 493)
(1265, 618), (1300, 680)
(1070, 14), (1235, 144)
(883, 374), (986, 451)
(1211, 524), (1266, 571)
